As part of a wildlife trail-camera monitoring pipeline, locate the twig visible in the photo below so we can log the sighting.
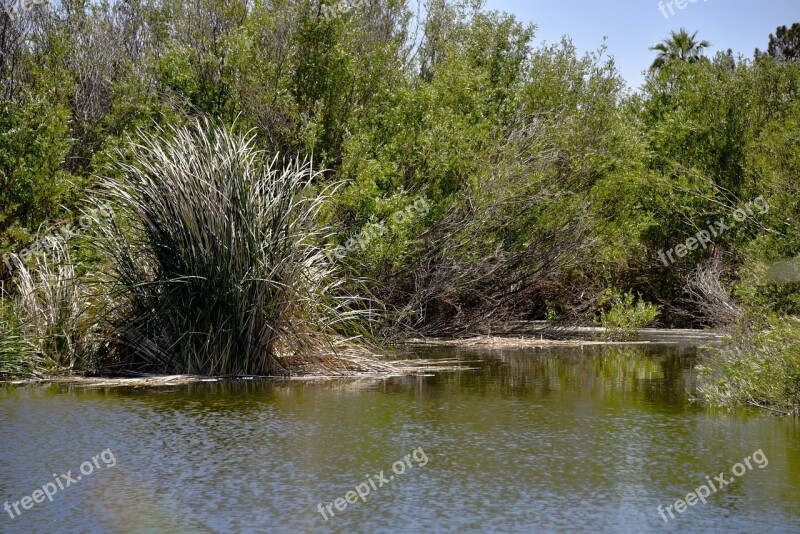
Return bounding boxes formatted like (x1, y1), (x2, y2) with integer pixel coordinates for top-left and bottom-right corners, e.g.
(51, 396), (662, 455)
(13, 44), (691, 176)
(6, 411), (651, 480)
(746, 400), (793, 416)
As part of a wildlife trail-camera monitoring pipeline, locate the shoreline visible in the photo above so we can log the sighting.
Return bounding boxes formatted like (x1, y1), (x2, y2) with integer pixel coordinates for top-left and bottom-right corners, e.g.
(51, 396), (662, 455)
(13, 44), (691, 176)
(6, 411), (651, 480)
(2, 327), (723, 387)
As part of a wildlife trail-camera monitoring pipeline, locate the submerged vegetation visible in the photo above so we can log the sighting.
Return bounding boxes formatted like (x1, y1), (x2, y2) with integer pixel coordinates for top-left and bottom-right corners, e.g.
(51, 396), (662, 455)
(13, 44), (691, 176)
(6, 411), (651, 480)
(0, 2), (798, 412)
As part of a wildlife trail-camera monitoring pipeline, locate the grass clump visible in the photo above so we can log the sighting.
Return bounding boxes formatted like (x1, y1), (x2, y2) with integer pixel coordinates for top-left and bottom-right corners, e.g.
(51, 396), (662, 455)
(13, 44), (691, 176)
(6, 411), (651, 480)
(698, 316), (800, 416)
(12, 239), (105, 371)
(0, 238), (104, 377)
(93, 119), (362, 376)
(0, 310), (41, 379)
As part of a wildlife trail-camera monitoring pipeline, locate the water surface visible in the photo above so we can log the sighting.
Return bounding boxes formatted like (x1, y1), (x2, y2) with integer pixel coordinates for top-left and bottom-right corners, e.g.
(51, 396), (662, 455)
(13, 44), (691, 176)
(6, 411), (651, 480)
(1, 344), (798, 533)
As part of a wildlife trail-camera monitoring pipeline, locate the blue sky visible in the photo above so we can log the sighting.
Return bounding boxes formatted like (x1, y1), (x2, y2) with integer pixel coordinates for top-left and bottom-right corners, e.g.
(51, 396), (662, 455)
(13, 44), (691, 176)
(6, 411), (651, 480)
(483, 0), (800, 91)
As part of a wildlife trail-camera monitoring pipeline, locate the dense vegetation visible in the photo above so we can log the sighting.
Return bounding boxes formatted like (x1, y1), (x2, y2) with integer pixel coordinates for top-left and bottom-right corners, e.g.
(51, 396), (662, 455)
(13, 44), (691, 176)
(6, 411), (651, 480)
(0, 1), (797, 411)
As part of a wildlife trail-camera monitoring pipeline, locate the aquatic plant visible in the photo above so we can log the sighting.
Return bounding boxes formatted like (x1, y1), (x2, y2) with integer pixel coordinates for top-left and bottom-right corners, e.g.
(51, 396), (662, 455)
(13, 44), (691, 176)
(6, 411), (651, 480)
(93, 119), (364, 376)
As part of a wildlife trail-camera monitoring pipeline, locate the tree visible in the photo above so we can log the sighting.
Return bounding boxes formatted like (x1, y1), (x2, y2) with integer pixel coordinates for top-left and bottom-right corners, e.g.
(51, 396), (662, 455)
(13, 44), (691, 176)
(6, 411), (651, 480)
(649, 28), (711, 70)
(768, 23), (800, 62)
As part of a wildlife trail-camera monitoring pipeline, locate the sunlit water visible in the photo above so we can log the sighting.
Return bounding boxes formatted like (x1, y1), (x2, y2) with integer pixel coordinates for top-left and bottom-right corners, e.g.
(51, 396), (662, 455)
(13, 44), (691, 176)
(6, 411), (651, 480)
(1, 344), (799, 533)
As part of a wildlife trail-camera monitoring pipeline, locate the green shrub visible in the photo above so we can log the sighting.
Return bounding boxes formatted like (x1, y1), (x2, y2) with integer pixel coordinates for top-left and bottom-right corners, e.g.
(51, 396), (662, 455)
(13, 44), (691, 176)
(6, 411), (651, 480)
(596, 289), (660, 340)
(698, 316), (800, 415)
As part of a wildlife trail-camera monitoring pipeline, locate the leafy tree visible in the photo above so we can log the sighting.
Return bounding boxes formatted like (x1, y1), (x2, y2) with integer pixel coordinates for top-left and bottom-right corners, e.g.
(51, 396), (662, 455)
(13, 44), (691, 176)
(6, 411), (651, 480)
(0, 0), (798, 352)
(767, 23), (800, 62)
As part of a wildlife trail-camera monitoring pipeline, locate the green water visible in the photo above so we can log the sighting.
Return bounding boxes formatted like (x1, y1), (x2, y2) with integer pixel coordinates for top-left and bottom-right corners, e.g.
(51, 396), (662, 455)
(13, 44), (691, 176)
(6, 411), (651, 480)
(1, 344), (799, 533)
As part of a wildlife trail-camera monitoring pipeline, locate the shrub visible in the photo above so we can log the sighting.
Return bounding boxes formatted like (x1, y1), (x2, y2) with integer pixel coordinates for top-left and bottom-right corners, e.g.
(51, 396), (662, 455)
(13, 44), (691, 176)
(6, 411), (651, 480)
(596, 289), (661, 340)
(698, 316), (800, 415)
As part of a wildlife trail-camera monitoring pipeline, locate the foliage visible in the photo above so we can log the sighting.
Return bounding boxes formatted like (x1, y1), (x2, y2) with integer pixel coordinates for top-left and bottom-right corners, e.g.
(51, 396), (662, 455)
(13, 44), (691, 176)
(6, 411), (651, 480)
(0, 303), (41, 379)
(0, 0), (797, 395)
(0, 89), (75, 260)
(766, 23), (800, 62)
(5, 238), (105, 373)
(649, 28), (711, 70)
(698, 317), (800, 415)
(92, 119), (363, 376)
(596, 289), (660, 340)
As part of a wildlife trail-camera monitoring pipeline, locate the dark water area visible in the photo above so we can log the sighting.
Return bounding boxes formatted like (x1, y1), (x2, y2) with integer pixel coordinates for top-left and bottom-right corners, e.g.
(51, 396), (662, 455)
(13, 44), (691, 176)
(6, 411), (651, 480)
(1, 344), (799, 533)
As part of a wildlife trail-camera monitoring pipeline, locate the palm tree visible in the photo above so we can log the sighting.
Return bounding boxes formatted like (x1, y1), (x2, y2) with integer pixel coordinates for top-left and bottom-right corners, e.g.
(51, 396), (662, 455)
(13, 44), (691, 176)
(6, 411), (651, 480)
(649, 28), (711, 70)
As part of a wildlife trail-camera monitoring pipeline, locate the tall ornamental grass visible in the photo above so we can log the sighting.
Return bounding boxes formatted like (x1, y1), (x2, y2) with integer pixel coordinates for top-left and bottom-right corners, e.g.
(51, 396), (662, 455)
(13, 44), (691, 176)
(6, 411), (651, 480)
(0, 310), (41, 378)
(94, 119), (362, 376)
(2, 239), (104, 375)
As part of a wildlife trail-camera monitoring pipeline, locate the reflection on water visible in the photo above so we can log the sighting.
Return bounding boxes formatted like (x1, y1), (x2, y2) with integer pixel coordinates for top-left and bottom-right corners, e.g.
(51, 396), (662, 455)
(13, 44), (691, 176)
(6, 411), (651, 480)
(1, 344), (799, 533)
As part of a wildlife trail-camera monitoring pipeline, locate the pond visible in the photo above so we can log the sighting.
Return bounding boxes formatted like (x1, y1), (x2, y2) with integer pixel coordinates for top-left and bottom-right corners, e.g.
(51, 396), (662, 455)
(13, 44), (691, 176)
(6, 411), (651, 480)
(1, 344), (799, 533)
